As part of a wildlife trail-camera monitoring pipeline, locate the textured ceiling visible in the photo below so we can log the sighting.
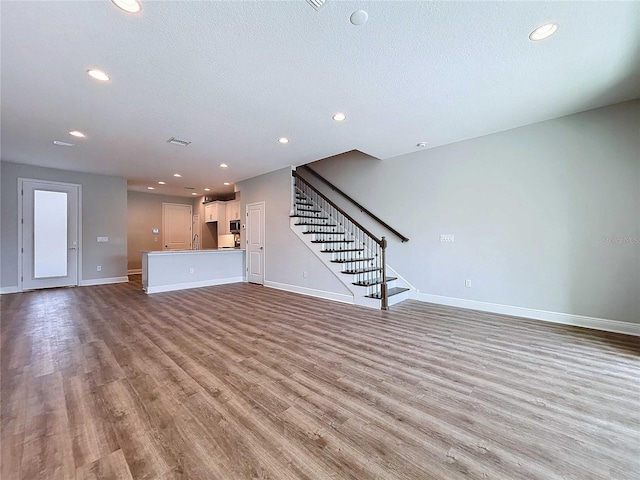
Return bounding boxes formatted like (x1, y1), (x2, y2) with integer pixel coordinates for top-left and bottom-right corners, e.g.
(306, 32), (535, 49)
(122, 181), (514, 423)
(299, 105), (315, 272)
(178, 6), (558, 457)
(2, 1), (639, 197)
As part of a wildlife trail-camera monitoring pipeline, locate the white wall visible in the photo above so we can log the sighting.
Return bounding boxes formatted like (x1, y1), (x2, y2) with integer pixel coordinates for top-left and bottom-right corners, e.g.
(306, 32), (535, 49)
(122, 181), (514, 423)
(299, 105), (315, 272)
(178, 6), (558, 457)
(307, 100), (639, 324)
(237, 167), (352, 299)
(1, 161), (128, 288)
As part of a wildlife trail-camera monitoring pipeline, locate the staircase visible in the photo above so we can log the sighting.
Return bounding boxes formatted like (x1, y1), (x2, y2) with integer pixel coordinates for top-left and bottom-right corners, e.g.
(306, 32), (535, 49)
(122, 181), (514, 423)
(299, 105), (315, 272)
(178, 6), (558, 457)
(290, 170), (410, 309)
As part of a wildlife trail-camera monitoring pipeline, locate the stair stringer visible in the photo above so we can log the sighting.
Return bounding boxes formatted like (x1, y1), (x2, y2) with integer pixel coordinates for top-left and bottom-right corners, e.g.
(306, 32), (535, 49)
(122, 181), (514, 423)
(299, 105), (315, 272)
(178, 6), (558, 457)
(290, 218), (414, 308)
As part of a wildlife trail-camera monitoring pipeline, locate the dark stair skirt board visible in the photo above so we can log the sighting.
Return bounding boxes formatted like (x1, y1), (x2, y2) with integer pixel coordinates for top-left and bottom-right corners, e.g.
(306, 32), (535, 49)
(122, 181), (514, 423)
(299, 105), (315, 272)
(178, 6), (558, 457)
(366, 287), (410, 299)
(353, 276), (397, 287)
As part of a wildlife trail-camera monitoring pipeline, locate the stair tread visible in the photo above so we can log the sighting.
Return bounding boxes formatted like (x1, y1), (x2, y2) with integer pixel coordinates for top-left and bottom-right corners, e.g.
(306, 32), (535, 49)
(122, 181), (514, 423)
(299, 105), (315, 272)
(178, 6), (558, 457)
(312, 240), (354, 244)
(295, 223), (337, 227)
(290, 214), (328, 218)
(353, 277), (397, 286)
(330, 257), (374, 264)
(302, 231), (344, 235)
(341, 266), (382, 274)
(366, 287), (410, 299)
(321, 248), (364, 253)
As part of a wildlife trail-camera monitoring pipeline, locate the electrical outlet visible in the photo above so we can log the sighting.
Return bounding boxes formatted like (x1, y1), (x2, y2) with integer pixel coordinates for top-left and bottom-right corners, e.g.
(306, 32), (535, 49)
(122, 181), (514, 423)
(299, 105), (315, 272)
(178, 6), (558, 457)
(189, 267), (194, 274)
(465, 279), (471, 288)
(303, 271), (308, 278)
(440, 234), (455, 243)
(97, 266), (101, 272)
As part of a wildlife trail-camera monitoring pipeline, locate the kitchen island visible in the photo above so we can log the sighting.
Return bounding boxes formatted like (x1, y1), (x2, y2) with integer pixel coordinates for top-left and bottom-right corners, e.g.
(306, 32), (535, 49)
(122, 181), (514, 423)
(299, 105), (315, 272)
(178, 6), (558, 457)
(141, 249), (245, 294)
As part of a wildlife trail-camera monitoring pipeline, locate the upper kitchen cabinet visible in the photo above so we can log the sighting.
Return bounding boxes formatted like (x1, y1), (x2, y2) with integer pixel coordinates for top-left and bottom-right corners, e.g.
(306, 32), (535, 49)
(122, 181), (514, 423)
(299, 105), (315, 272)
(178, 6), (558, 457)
(227, 200), (240, 222)
(204, 202), (222, 223)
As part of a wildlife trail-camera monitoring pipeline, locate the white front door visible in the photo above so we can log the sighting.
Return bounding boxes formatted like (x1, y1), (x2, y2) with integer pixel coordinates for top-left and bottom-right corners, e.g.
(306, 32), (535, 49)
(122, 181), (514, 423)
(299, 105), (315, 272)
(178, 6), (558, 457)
(246, 201), (265, 285)
(162, 203), (193, 250)
(21, 179), (80, 290)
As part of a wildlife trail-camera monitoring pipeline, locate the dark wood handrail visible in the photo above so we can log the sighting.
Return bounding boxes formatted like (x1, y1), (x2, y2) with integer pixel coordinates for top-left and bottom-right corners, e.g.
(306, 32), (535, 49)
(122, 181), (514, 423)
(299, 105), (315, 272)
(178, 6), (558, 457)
(292, 171), (384, 246)
(298, 165), (409, 243)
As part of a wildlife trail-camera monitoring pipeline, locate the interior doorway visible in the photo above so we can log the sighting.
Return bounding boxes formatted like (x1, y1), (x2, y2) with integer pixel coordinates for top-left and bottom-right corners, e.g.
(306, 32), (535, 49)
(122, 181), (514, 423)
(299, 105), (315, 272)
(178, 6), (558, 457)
(20, 178), (81, 290)
(246, 201), (265, 284)
(162, 203), (193, 250)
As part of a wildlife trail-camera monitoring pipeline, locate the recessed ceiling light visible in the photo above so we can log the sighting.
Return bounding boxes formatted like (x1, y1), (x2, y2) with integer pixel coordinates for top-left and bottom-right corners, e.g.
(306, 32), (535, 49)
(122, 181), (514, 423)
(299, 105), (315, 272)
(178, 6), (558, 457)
(173, 173), (182, 177)
(332, 112), (346, 122)
(191, 192), (198, 195)
(529, 22), (558, 41)
(278, 137), (289, 144)
(86, 69), (110, 82)
(53, 140), (74, 147)
(147, 186), (155, 190)
(111, 0), (141, 14)
(417, 142), (427, 148)
(219, 163), (228, 168)
(158, 181), (166, 185)
(204, 188), (210, 191)
(69, 130), (86, 138)
(223, 182), (230, 186)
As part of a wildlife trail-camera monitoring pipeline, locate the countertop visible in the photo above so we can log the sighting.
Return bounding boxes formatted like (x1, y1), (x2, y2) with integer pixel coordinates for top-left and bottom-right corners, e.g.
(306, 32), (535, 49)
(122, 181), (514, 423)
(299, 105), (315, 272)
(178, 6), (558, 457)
(142, 248), (245, 255)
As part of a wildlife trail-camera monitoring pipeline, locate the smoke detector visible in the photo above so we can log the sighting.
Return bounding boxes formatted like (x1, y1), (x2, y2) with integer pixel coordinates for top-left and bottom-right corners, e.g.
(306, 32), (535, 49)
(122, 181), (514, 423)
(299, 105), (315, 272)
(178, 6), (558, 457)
(167, 137), (191, 147)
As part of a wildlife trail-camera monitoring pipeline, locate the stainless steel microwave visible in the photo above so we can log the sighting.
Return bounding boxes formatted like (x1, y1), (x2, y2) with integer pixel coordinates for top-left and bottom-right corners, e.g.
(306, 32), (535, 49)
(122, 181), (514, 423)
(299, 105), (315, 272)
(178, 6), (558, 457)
(229, 220), (241, 232)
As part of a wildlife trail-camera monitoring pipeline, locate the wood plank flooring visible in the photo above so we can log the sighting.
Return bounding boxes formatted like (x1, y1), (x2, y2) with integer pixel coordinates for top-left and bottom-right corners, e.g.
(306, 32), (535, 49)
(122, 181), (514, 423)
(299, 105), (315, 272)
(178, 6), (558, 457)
(1, 277), (639, 479)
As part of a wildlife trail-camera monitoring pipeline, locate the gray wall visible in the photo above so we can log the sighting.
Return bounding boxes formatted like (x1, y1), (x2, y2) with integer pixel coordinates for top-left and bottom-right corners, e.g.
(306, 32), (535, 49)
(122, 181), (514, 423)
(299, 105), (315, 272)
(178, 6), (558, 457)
(308, 100), (640, 324)
(127, 191), (195, 271)
(1, 161), (128, 287)
(237, 167), (351, 296)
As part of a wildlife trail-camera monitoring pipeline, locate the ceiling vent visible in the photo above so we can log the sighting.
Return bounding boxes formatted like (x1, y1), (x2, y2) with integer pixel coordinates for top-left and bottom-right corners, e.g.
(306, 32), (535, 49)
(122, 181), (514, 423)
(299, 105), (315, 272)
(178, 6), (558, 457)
(167, 137), (191, 147)
(53, 140), (74, 147)
(306, 0), (326, 11)
(184, 186), (195, 190)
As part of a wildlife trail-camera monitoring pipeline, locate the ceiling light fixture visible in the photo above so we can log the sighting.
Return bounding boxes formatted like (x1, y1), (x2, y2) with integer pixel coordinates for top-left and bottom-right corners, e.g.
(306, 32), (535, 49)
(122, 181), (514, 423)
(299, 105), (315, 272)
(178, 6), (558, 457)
(350, 10), (369, 26)
(111, 0), (141, 14)
(529, 22), (558, 41)
(158, 181), (166, 185)
(332, 112), (346, 122)
(223, 182), (230, 186)
(191, 192), (198, 195)
(53, 140), (74, 147)
(417, 142), (427, 148)
(147, 186), (154, 190)
(173, 173), (182, 177)
(278, 137), (289, 144)
(204, 188), (211, 191)
(69, 130), (86, 138)
(86, 69), (110, 82)
(219, 163), (228, 168)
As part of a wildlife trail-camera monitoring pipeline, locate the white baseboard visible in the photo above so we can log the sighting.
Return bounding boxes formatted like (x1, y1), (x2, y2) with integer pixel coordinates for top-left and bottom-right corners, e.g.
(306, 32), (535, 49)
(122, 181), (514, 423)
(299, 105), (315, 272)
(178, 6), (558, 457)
(264, 280), (354, 305)
(127, 269), (142, 275)
(0, 286), (20, 295)
(417, 293), (640, 337)
(145, 276), (243, 294)
(79, 276), (129, 287)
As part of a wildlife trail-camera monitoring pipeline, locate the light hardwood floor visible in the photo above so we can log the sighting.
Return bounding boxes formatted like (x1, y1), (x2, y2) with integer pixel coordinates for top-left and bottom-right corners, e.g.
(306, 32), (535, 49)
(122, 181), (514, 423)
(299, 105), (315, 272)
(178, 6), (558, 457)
(1, 277), (639, 479)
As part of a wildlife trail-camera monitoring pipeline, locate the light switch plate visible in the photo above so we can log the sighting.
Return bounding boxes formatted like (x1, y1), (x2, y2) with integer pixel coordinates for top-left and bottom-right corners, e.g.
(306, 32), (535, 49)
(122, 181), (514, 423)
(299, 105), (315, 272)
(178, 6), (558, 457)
(97, 236), (109, 243)
(440, 234), (455, 243)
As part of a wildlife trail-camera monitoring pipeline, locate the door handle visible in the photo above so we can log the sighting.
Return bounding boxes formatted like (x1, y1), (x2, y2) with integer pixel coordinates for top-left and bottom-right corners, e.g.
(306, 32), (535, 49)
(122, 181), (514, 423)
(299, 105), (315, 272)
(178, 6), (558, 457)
(259, 246), (264, 250)
(68, 246), (77, 250)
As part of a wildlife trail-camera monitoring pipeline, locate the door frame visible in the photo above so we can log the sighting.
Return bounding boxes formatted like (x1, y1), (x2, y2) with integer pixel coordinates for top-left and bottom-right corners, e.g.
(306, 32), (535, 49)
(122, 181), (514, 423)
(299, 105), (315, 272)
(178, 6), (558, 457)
(17, 178), (83, 291)
(245, 201), (265, 284)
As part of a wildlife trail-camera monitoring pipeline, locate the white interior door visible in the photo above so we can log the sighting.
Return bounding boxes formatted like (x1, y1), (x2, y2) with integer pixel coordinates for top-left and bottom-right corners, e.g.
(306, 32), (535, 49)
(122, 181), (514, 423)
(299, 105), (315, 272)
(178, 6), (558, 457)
(21, 179), (80, 290)
(162, 203), (193, 250)
(246, 202), (265, 285)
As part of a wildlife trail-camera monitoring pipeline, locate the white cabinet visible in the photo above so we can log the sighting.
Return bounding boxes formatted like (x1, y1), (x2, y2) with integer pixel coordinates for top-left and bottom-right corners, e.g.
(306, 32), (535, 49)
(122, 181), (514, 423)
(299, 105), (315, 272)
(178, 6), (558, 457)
(218, 204), (229, 235)
(204, 202), (220, 223)
(227, 200), (240, 222)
